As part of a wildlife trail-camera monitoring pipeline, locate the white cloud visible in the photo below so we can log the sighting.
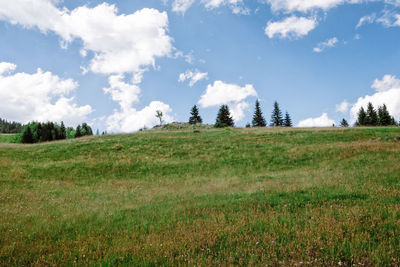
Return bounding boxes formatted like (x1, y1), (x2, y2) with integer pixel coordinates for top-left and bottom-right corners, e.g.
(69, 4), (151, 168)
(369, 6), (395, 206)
(348, 74), (400, 124)
(298, 113), (336, 127)
(106, 101), (174, 133)
(172, 0), (196, 14)
(103, 75), (141, 111)
(357, 11), (400, 29)
(336, 100), (350, 113)
(0, 1), (176, 133)
(0, 62), (92, 126)
(202, 0), (250, 14)
(198, 81), (257, 107)
(0, 62), (17, 76)
(103, 76), (174, 132)
(371, 74), (400, 92)
(0, 1), (173, 76)
(265, 16), (317, 39)
(313, 37), (338, 53)
(356, 14), (376, 28)
(198, 81), (257, 122)
(230, 101), (250, 121)
(263, 0), (347, 13)
(170, 0), (250, 15)
(178, 69), (208, 86)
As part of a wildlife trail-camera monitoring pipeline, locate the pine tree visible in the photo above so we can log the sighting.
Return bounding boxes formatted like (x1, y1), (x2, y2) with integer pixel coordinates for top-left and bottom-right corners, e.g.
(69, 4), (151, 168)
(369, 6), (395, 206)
(390, 117), (397, 126)
(340, 118), (349, 127)
(378, 104), (392, 126)
(356, 107), (367, 126)
(283, 112), (292, 127)
(366, 102), (378, 126)
(189, 105), (203, 124)
(60, 121), (66, 139)
(215, 105), (234, 128)
(252, 100), (266, 127)
(75, 125), (82, 138)
(21, 126), (33, 144)
(270, 101), (283, 127)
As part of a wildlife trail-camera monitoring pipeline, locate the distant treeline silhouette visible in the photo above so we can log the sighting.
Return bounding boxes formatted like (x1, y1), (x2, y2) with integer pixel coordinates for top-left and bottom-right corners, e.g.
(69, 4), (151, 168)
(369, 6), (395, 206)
(356, 102), (398, 127)
(20, 121), (93, 144)
(0, 118), (24, 133)
(188, 101), (293, 128)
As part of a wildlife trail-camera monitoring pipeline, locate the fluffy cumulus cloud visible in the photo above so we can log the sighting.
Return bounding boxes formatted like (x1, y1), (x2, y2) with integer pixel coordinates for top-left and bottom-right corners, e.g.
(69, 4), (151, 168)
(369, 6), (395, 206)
(313, 37), (338, 53)
(265, 16), (317, 39)
(0, 0), (176, 132)
(336, 100), (350, 113)
(0, 62), (17, 75)
(297, 113), (336, 127)
(103, 75), (174, 132)
(0, 62), (92, 126)
(178, 69), (208, 87)
(105, 101), (174, 133)
(348, 74), (400, 124)
(0, 1), (173, 75)
(198, 81), (257, 121)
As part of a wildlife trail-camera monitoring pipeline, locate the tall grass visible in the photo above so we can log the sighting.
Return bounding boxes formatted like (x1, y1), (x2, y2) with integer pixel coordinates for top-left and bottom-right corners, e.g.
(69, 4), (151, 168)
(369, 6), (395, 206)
(0, 127), (399, 265)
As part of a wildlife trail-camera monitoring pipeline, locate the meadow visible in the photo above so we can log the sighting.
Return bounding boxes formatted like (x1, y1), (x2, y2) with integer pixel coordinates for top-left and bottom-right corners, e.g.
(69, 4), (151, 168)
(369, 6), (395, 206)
(0, 127), (399, 266)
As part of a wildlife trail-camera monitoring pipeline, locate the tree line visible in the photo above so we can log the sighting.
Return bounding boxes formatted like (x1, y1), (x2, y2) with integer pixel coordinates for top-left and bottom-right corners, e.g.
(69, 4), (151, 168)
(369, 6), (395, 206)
(188, 100), (292, 128)
(20, 121), (93, 144)
(355, 102), (398, 127)
(0, 118), (24, 133)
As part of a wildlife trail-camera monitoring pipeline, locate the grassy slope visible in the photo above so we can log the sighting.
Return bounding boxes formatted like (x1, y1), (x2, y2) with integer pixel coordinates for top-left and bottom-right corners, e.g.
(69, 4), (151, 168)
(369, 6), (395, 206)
(0, 134), (17, 143)
(0, 127), (400, 266)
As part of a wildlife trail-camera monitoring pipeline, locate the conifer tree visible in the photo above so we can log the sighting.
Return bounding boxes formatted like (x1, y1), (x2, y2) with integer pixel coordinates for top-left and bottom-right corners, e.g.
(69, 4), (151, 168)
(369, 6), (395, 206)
(189, 105), (203, 124)
(252, 100), (266, 127)
(60, 121), (66, 139)
(270, 101), (283, 127)
(340, 118), (349, 127)
(21, 126), (33, 144)
(356, 107), (367, 126)
(390, 117), (397, 126)
(215, 105), (234, 128)
(283, 112), (292, 127)
(366, 102), (378, 126)
(378, 104), (392, 126)
(75, 125), (82, 138)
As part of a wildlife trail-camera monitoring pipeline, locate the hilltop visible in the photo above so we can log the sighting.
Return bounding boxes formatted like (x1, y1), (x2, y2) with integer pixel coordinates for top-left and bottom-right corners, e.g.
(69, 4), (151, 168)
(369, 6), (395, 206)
(0, 127), (400, 265)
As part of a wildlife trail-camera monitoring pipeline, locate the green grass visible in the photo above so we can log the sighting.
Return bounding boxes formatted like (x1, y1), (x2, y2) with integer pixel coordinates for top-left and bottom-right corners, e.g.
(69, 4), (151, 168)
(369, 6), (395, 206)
(0, 134), (17, 143)
(0, 127), (400, 266)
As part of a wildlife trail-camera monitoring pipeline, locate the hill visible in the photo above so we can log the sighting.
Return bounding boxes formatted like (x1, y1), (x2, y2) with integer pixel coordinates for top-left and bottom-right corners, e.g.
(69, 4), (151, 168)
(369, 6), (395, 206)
(0, 127), (400, 265)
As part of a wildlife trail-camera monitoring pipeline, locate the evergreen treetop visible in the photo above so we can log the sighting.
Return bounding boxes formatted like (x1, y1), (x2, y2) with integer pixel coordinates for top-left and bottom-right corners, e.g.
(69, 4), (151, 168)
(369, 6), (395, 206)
(252, 100), (266, 127)
(340, 118), (349, 127)
(356, 107), (367, 126)
(215, 105), (234, 128)
(378, 104), (392, 126)
(283, 112), (292, 127)
(189, 105), (203, 124)
(366, 102), (378, 126)
(270, 101), (283, 127)
(21, 126), (33, 144)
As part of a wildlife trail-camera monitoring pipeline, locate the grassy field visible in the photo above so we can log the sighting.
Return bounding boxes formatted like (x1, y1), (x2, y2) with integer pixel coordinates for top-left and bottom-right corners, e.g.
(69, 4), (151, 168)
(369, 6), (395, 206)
(0, 134), (17, 143)
(0, 127), (400, 266)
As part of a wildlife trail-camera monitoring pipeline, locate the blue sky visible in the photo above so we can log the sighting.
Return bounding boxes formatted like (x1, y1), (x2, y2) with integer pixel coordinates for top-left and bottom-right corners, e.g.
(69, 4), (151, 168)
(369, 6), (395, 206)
(0, 0), (400, 132)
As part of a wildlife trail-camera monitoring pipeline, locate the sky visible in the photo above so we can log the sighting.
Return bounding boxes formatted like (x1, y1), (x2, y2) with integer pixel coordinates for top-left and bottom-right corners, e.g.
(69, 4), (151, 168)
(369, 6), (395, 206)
(0, 0), (400, 132)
